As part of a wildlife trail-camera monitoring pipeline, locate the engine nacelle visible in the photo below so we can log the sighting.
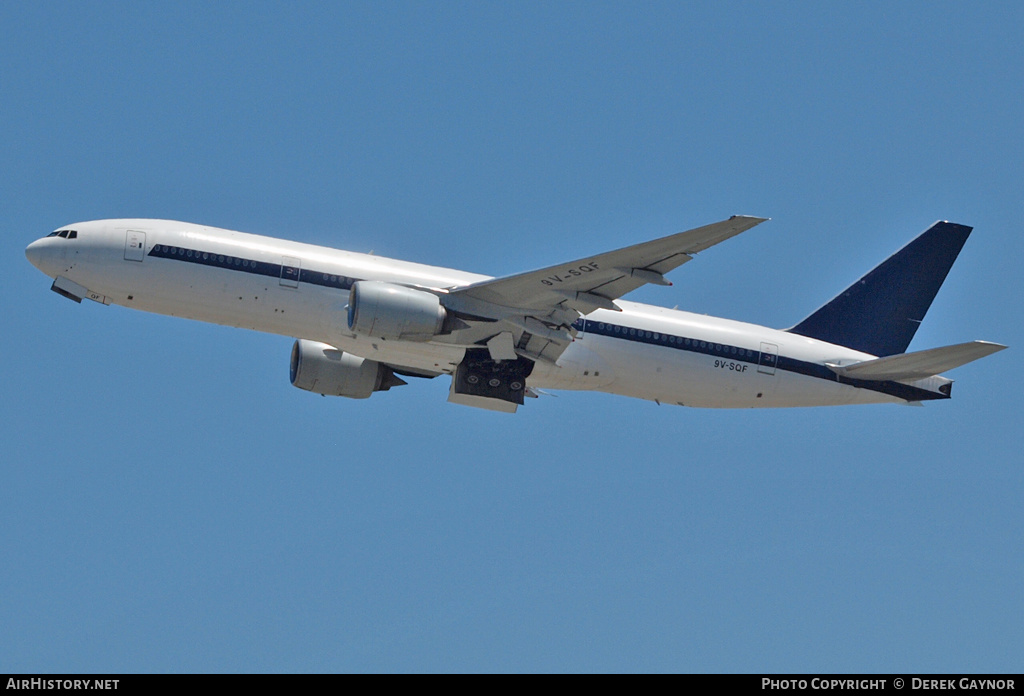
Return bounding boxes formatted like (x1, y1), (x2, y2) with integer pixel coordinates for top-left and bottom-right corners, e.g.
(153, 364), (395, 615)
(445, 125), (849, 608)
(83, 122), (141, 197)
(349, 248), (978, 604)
(290, 339), (406, 399)
(347, 281), (446, 341)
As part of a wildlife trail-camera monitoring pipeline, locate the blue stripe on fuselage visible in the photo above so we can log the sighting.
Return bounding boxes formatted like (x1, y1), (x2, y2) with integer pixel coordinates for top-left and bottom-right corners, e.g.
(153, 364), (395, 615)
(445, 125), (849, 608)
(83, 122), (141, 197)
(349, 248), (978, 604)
(148, 245), (946, 403)
(149, 243), (357, 291)
(580, 318), (946, 402)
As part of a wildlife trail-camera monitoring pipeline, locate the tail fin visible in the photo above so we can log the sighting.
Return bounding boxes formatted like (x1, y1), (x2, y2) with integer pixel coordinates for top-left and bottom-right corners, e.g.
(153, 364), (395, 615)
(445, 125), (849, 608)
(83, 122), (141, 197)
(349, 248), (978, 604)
(788, 221), (972, 356)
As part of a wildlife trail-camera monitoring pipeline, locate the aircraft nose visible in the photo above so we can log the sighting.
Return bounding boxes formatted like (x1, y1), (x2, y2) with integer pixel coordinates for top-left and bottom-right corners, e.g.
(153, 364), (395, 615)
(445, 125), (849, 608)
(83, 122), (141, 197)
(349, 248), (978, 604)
(25, 238), (46, 271)
(25, 236), (64, 276)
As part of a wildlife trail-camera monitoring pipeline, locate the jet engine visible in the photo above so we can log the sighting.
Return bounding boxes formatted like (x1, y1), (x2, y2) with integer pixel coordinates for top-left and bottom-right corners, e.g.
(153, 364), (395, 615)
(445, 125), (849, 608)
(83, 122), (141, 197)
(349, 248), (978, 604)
(347, 281), (446, 341)
(290, 339), (406, 398)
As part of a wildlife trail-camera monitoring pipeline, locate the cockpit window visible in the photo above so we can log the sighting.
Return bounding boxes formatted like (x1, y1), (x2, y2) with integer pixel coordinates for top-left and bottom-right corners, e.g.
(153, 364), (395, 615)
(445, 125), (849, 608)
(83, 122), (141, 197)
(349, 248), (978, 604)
(49, 230), (78, 239)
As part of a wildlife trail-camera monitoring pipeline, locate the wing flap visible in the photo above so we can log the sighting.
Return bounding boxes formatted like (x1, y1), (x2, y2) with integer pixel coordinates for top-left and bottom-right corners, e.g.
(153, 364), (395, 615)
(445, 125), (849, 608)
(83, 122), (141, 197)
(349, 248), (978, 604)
(827, 341), (1006, 381)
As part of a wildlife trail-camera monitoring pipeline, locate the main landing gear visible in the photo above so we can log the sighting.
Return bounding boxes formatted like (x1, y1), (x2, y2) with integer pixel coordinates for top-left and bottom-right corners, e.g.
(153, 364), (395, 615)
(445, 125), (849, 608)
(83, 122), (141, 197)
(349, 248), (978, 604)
(452, 348), (535, 407)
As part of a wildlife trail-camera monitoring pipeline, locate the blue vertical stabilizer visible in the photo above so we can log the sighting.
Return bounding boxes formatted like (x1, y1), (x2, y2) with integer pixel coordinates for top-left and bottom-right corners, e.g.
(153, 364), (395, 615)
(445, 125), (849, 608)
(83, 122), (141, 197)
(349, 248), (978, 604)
(787, 221), (972, 356)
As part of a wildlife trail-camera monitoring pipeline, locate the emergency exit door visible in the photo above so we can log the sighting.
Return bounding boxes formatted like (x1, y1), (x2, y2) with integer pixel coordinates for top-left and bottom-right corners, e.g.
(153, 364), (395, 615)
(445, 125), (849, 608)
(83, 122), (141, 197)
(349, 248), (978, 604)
(758, 342), (779, 375)
(280, 256), (301, 288)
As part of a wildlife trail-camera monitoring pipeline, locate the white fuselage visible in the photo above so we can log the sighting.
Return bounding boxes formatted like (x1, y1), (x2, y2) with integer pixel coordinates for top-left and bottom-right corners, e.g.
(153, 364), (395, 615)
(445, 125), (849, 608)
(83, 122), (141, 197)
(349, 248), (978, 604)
(25, 219), (949, 408)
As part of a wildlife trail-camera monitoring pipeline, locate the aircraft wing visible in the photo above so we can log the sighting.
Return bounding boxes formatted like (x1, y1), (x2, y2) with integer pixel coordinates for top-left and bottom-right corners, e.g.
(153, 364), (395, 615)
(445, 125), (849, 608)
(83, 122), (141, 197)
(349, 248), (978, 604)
(450, 215), (767, 314)
(441, 215), (767, 363)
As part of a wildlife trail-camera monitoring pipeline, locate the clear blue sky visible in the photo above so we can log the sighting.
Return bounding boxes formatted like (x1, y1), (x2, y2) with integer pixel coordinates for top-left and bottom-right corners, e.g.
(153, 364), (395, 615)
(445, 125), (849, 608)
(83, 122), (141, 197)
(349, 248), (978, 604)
(2, 1), (1021, 673)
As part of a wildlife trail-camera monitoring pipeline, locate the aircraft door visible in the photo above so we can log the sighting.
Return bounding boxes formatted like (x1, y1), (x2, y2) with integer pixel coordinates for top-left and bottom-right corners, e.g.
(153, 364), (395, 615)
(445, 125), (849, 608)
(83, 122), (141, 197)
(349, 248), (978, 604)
(758, 342), (778, 375)
(280, 256), (300, 288)
(124, 231), (146, 262)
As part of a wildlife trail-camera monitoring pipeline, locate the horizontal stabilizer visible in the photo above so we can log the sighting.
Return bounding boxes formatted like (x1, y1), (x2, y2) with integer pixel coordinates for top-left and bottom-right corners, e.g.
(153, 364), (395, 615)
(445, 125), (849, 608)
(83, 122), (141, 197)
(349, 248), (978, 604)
(827, 341), (1006, 381)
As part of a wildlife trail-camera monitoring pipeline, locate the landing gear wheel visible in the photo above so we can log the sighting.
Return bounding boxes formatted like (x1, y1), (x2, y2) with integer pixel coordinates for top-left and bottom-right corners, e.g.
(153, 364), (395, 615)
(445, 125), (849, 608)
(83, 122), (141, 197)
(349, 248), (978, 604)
(452, 349), (535, 407)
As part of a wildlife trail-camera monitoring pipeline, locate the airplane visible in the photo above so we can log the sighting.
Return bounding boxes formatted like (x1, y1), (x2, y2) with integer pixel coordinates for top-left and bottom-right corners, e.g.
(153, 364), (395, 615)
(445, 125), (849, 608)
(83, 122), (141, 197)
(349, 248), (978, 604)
(25, 216), (1006, 413)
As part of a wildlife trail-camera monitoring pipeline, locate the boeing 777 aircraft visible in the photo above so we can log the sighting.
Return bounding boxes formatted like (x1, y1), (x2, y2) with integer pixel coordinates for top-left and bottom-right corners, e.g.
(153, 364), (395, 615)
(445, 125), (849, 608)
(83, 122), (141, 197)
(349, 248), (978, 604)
(25, 216), (1005, 413)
